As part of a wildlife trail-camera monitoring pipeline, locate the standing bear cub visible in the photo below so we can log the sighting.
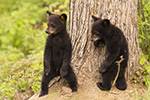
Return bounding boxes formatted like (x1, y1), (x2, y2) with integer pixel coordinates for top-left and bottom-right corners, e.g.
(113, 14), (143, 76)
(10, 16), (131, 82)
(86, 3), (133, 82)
(39, 11), (77, 97)
(91, 15), (129, 91)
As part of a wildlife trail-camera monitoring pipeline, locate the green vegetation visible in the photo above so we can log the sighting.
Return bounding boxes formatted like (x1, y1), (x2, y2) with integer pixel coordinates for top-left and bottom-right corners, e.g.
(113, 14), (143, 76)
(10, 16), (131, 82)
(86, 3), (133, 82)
(133, 87), (150, 100)
(131, 54), (150, 100)
(132, 0), (150, 99)
(138, 0), (150, 88)
(138, 0), (150, 62)
(139, 55), (150, 87)
(0, 0), (69, 99)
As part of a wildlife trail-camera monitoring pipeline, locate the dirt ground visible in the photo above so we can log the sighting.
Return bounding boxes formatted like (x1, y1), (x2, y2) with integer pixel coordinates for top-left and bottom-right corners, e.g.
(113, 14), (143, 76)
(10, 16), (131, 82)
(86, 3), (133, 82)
(29, 77), (148, 100)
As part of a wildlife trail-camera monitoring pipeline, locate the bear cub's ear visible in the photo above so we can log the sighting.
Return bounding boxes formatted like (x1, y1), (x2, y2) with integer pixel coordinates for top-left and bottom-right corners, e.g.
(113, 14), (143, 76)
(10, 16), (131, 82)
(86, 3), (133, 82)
(102, 19), (110, 27)
(60, 14), (67, 21)
(92, 15), (99, 22)
(46, 11), (52, 18)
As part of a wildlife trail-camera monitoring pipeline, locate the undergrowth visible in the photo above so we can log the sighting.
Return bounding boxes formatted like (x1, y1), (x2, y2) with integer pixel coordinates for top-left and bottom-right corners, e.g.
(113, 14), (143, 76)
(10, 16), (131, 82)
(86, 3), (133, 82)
(0, 0), (69, 99)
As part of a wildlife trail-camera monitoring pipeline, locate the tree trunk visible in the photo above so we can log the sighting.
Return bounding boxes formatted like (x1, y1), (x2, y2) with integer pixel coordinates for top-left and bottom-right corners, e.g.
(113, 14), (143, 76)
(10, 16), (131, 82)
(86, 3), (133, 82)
(69, 0), (140, 85)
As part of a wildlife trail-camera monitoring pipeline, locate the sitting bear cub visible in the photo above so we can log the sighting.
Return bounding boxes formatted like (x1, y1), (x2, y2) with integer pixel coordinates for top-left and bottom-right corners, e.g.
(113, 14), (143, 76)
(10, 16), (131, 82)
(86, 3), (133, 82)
(91, 15), (129, 91)
(39, 11), (77, 97)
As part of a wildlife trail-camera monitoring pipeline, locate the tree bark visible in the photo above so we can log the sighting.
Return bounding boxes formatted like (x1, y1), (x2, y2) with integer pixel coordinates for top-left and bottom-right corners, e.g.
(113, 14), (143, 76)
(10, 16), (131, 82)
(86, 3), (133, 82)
(69, 0), (140, 84)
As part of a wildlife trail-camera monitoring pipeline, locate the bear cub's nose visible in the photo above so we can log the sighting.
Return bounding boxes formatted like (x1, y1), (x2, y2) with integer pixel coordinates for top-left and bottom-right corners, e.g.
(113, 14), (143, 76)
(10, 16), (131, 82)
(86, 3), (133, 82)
(45, 30), (49, 34)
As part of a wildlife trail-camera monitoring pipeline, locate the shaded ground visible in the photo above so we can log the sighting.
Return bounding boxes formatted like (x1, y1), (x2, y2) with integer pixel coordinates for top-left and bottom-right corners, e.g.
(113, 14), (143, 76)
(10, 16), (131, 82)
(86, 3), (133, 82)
(29, 77), (148, 100)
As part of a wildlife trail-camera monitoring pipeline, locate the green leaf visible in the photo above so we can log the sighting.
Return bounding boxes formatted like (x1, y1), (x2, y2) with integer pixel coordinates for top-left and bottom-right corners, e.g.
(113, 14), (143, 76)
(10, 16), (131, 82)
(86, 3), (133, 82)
(30, 19), (36, 24)
(138, 34), (146, 40)
(145, 65), (150, 72)
(138, 38), (142, 44)
(9, 28), (16, 35)
(42, 22), (47, 28)
(139, 57), (146, 65)
(148, 35), (150, 39)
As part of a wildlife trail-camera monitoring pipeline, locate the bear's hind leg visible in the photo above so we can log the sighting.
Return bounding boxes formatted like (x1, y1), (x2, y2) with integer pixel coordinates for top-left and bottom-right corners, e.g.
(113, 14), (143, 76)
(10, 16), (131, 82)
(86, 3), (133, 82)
(115, 67), (127, 90)
(97, 73), (112, 91)
(64, 67), (77, 92)
(39, 72), (56, 97)
(115, 75), (127, 90)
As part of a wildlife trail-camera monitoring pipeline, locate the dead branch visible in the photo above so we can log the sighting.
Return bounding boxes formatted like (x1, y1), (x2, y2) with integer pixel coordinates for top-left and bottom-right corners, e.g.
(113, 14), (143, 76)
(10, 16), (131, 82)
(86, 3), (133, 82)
(112, 55), (124, 86)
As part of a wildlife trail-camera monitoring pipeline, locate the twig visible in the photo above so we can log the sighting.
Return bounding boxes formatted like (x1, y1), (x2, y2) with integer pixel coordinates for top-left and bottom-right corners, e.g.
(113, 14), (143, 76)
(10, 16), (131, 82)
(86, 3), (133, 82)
(112, 55), (124, 86)
(109, 91), (119, 95)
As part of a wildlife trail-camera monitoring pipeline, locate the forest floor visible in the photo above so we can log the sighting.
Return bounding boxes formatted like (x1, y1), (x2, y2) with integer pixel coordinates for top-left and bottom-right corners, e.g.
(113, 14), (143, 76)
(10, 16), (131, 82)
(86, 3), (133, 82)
(29, 76), (149, 100)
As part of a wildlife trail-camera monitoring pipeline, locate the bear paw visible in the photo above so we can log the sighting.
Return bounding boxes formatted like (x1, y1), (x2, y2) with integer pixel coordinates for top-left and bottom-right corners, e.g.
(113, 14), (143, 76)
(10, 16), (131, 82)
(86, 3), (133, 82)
(115, 83), (127, 90)
(71, 87), (77, 92)
(44, 68), (50, 76)
(94, 40), (100, 47)
(60, 68), (68, 77)
(39, 91), (48, 97)
(99, 66), (107, 73)
(97, 82), (110, 91)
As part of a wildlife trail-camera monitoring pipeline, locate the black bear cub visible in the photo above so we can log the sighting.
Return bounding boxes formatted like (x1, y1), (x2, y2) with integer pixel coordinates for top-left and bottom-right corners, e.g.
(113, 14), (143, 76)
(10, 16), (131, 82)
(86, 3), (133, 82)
(39, 11), (77, 97)
(91, 15), (129, 91)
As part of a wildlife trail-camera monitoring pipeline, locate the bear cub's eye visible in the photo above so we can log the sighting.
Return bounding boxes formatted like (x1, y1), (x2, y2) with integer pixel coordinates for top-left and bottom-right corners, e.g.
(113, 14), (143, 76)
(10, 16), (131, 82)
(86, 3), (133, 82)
(51, 24), (56, 28)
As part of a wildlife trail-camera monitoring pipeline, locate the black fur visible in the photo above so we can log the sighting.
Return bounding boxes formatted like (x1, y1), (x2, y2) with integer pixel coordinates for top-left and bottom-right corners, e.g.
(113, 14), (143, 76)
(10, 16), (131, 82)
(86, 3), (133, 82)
(91, 15), (129, 91)
(39, 11), (77, 97)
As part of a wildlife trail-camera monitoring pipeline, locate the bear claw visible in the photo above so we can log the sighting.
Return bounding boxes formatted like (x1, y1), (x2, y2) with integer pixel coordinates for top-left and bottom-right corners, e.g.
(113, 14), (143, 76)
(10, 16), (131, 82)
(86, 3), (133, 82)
(39, 91), (48, 97)
(115, 83), (127, 90)
(71, 87), (77, 92)
(97, 82), (110, 91)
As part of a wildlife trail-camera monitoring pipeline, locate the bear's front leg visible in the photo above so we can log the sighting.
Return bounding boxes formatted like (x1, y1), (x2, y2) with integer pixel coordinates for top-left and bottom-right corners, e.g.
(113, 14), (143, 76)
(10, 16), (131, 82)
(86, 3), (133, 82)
(99, 64), (107, 73)
(43, 44), (52, 76)
(99, 49), (120, 73)
(60, 66), (68, 78)
(60, 50), (70, 77)
(99, 61), (110, 73)
(60, 61), (69, 77)
(44, 66), (50, 76)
